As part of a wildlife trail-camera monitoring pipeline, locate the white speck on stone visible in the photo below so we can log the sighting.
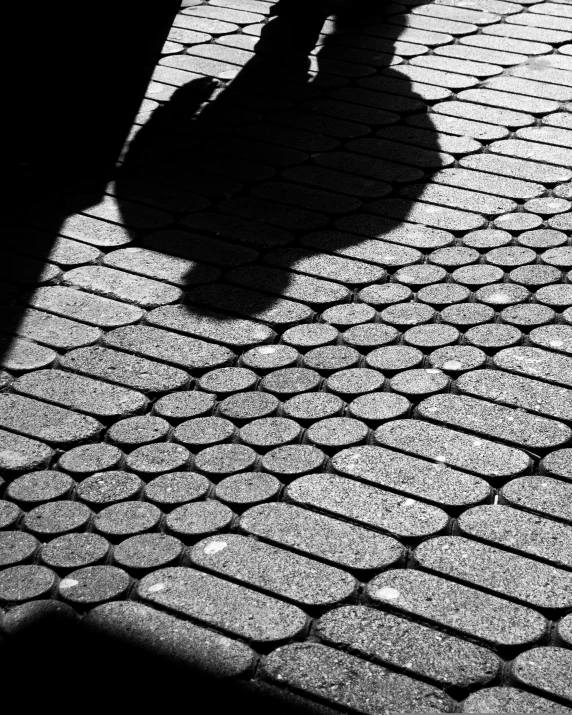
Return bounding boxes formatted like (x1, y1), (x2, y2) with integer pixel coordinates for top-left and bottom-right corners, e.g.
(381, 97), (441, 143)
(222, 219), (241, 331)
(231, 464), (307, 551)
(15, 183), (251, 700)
(443, 360), (462, 371)
(494, 494), (499, 505)
(60, 578), (79, 589)
(204, 540), (228, 555)
(375, 587), (400, 600)
(473, 439), (482, 446)
(403, 498), (415, 507)
(148, 583), (166, 593)
(257, 346), (276, 354)
(549, 340), (564, 348)
(435, 455), (446, 462)
(426, 368), (441, 374)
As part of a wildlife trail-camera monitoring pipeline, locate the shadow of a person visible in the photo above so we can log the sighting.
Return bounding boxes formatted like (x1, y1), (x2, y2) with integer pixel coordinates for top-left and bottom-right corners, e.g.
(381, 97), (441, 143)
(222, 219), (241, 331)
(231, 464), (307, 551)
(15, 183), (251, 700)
(115, 0), (445, 328)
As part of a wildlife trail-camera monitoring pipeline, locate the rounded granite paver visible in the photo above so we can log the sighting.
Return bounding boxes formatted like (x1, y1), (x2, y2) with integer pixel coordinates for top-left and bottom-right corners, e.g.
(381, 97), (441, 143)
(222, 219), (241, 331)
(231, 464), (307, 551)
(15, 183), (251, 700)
(190, 533), (356, 607)
(58, 565), (130, 606)
(112, 533), (183, 571)
(317, 605), (500, 688)
(511, 647), (572, 703)
(6, 471), (74, 506)
(23, 501), (92, 537)
(542, 449), (572, 482)
(367, 569), (547, 648)
(40, 533), (110, 571)
(143, 471), (211, 507)
(107, 416), (171, 446)
(214, 471), (281, 508)
(174, 416), (236, 448)
(138, 566), (308, 644)
(58, 443), (124, 475)
(0, 531), (39, 567)
(76, 471), (143, 506)
(262, 643), (454, 714)
(83, 601), (256, 678)
(0, 501), (22, 530)
(126, 443), (191, 475)
(165, 501), (234, 539)
(462, 687), (570, 713)
(94, 502), (162, 539)
(0, 565), (57, 603)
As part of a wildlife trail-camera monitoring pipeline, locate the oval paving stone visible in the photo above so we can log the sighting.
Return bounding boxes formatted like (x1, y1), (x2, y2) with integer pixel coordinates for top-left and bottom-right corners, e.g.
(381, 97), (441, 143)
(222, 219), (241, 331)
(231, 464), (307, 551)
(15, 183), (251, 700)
(332, 445), (490, 507)
(456, 369), (572, 423)
(416, 394), (571, 450)
(62, 266), (182, 309)
(367, 569), (548, 648)
(502, 476), (572, 525)
(138, 566), (308, 644)
(459, 505), (572, 569)
(146, 305), (276, 349)
(13, 370), (148, 419)
(0, 394), (102, 446)
(414, 536), (572, 611)
(461, 686), (571, 714)
(0, 429), (53, 474)
(27, 286), (143, 328)
(189, 534), (356, 607)
(317, 605), (501, 688)
(239, 502), (404, 572)
(84, 601), (256, 678)
(493, 346), (572, 388)
(60, 347), (189, 394)
(375, 419), (531, 479)
(262, 642), (455, 715)
(511, 647), (572, 704)
(286, 473), (449, 540)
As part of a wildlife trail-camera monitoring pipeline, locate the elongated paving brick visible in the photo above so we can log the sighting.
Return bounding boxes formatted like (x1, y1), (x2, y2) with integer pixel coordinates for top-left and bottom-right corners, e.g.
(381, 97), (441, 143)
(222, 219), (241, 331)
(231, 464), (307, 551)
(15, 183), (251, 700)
(0, 394), (101, 446)
(146, 306), (276, 349)
(460, 154), (572, 184)
(228, 265), (349, 308)
(301, 231), (421, 269)
(502, 476), (572, 525)
(0, 307), (100, 350)
(335, 215), (454, 250)
(490, 139), (572, 168)
(318, 605), (500, 688)
(416, 394), (571, 450)
(409, 112), (508, 141)
(458, 87), (558, 115)
(60, 347), (189, 394)
(188, 284), (313, 327)
(369, 198), (485, 232)
(103, 247), (220, 287)
(461, 686), (572, 714)
(104, 325), (234, 371)
(13, 369), (148, 419)
(456, 369), (572, 422)
(375, 419), (531, 479)
(265, 247), (384, 286)
(239, 502), (404, 572)
(433, 100), (533, 129)
(430, 167), (543, 200)
(494, 347), (572, 389)
(459, 505), (572, 568)
(62, 266), (182, 309)
(27, 286), (144, 328)
(0, 428), (53, 474)
(190, 534), (356, 607)
(367, 569), (547, 647)
(332, 445), (490, 507)
(138, 566), (307, 644)
(263, 643), (454, 714)
(415, 536), (572, 611)
(84, 601), (256, 678)
(511, 647), (572, 703)
(399, 183), (516, 216)
(286, 473), (448, 539)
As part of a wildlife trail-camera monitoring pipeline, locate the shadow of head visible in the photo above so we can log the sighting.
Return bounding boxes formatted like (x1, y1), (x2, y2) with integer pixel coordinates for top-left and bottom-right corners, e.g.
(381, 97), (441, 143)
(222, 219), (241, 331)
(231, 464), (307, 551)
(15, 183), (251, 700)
(115, 0), (444, 328)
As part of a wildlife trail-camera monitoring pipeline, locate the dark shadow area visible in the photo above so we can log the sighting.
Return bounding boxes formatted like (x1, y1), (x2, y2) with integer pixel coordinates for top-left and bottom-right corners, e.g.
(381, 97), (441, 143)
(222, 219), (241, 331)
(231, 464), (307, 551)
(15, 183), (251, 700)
(1, 611), (337, 715)
(1, 0), (443, 364)
(1, 0), (180, 356)
(115, 0), (444, 323)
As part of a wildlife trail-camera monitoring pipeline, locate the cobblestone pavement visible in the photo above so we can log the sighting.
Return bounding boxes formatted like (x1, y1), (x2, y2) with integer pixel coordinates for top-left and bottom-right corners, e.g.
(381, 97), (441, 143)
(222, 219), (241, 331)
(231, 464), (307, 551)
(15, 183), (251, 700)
(2, 0), (572, 712)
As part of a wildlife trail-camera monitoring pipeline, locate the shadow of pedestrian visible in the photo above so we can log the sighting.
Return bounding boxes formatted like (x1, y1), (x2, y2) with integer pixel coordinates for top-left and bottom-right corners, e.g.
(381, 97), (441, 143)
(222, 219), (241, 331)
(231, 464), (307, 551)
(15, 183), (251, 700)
(114, 0), (445, 327)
